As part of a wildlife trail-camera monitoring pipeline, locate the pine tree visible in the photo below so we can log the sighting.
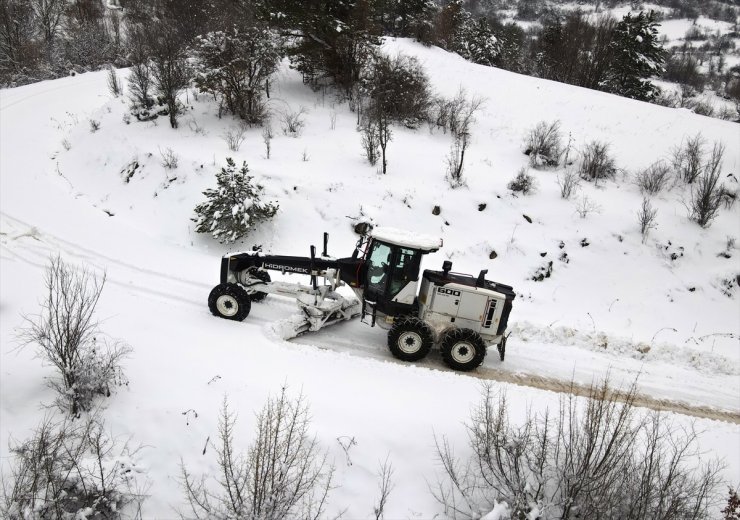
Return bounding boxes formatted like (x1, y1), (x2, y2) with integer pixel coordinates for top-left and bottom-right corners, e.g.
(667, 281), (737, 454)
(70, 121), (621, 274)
(459, 18), (500, 67)
(434, 0), (468, 52)
(191, 26), (280, 124)
(604, 10), (665, 101)
(268, 0), (379, 95)
(390, 0), (437, 44)
(193, 158), (278, 243)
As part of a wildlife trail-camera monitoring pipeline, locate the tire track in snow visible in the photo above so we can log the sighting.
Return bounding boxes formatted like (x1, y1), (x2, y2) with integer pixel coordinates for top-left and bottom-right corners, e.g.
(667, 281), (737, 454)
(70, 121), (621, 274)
(0, 213), (300, 315)
(0, 75), (102, 112)
(470, 367), (740, 425)
(292, 328), (740, 424)
(3, 214), (738, 424)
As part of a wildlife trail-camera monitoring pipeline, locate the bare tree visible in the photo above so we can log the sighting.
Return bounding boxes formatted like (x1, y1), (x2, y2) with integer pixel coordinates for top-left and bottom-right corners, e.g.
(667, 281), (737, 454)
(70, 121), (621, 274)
(31, 0), (65, 47)
(376, 111), (392, 174)
(0, 0), (37, 75)
(126, 26), (154, 116)
(148, 22), (190, 129)
(361, 120), (380, 166)
(373, 456), (395, 520)
(433, 380), (723, 519)
(445, 89), (484, 187)
(0, 413), (143, 519)
(180, 389), (335, 520)
(19, 256), (131, 416)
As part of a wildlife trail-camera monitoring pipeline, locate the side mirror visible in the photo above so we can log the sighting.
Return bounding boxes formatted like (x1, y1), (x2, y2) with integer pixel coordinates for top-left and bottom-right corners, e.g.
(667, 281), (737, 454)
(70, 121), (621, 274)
(442, 261), (452, 277)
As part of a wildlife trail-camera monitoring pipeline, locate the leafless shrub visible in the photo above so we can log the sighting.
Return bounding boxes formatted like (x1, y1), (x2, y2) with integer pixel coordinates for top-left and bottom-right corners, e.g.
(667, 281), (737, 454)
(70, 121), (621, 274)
(638, 197), (658, 242)
(579, 141), (617, 182)
(179, 389), (334, 520)
(524, 120), (563, 168)
(672, 133), (705, 184)
(89, 119), (101, 133)
(262, 124), (273, 159)
(19, 257), (131, 416)
(450, 91), (483, 139)
(159, 147), (179, 169)
(716, 105), (738, 122)
(361, 121), (380, 166)
(302, 148), (310, 162)
(690, 98), (715, 117)
(689, 143), (726, 228)
(61, 138), (71, 151)
(0, 413), (144, 520)
(281, 106), (307, 137)
(575, 195), (601, 218)
(557, 168), (580, 199)
(329, 111), (337, 130)
(635, 160), (672, 195)
(444, 89), (484, 187)
(373, 456), (395, 520)
(107, 65), (122, 97)
(430, 96), (452, 133)
(433, 380), (723, 520)
(446, 139), (465, 188)
(221, 125), (247, 152)
(507, 167), (537, 195)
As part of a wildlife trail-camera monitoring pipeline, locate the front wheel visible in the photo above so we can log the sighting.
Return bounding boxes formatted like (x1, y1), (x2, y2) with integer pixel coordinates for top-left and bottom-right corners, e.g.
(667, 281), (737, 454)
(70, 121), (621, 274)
(441, 329), (486, 371)
(208, 283), (251, 321)
(387, 317), (434, 362)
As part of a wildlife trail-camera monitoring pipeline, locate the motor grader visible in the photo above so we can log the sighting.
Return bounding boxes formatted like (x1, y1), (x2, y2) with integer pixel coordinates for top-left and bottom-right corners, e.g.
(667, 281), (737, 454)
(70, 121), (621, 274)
(208, 226), (515, 371)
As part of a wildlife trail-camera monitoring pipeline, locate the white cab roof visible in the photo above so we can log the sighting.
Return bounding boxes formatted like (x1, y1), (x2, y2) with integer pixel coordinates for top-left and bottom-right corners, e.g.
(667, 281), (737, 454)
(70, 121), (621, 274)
(370, 227), (442, 252)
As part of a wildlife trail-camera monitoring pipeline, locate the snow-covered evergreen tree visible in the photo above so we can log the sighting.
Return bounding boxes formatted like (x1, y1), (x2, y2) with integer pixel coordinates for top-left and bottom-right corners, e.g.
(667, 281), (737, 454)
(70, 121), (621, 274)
(193, 158), (278, 243)
(191, 26), (280, 125)
(603, 11), (665, 101)
(387, 0), (437, 45)
(434, 0), (468, 52)
(459, 18), (500, 67)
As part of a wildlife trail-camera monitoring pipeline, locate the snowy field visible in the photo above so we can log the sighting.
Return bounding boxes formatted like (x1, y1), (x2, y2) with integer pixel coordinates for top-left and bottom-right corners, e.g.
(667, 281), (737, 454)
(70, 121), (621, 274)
(1, 38), (739, 517)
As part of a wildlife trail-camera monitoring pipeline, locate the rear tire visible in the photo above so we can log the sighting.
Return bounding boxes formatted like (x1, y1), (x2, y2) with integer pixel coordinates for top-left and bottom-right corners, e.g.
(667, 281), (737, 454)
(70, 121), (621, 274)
(387, 317), (434, 362)
(441, 328), (486, 371)
(208, 283), (251, 321)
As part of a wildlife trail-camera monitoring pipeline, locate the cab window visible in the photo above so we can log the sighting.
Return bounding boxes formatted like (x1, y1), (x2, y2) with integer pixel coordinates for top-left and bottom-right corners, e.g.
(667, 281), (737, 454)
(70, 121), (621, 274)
(388, 247), (420, 296)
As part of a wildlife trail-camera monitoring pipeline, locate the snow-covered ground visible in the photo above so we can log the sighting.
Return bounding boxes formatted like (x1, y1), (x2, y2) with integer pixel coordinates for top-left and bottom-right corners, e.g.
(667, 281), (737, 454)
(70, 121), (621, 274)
(1, 38), (739, 517)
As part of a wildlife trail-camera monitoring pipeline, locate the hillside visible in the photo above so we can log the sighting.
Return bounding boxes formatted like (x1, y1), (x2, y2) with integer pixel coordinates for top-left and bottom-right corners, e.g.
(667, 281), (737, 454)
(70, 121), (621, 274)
(1, 38), (739, 518)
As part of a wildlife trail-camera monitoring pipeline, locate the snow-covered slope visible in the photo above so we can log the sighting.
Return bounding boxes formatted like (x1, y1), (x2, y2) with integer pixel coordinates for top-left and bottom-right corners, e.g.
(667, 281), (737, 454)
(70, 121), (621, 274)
(1, 38), (739, 517)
